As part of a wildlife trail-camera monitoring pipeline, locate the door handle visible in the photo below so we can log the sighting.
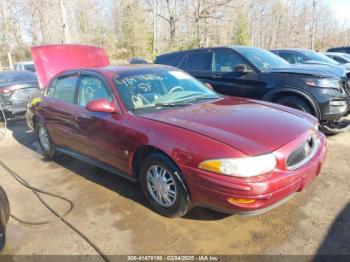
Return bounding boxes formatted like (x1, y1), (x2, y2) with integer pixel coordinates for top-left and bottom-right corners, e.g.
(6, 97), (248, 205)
(212, 75), (221, 80)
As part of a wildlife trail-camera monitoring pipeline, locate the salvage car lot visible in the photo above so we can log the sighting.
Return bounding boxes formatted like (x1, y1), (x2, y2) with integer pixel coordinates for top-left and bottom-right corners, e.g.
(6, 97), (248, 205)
(0, 119), (349, 256)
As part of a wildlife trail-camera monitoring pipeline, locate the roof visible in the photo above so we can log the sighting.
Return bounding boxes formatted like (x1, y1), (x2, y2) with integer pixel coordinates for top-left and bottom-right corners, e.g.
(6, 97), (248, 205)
(270, 48), (309, 52)
(156, 45), (262, 57)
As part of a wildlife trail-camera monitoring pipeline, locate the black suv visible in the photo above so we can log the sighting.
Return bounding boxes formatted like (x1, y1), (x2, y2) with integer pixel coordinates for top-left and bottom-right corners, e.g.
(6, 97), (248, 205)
(155, 46), (350, 134)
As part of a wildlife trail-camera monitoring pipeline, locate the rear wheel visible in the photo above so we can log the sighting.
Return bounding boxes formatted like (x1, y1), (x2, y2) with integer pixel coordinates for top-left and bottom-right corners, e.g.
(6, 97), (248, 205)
(140, 153), (191, 217)
(36, 122), (56, 158)
(275, 95), (313, 115)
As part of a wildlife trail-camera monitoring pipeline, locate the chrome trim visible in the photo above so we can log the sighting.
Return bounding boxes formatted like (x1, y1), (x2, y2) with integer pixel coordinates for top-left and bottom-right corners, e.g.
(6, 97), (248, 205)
(286, 132), (320, 171)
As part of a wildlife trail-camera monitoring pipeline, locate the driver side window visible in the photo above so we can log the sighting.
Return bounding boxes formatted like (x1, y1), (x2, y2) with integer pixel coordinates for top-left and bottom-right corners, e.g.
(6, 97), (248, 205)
(78, 76), (111, 107)
(212, 49), (247, 72)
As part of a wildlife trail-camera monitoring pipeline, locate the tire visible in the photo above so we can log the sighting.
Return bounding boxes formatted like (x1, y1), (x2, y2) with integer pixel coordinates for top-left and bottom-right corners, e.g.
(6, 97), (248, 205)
(140, 153), (191, 217)
(275, 96), (313, 115)
(0, 185), (10, 251)
(36, 122), (56, 158)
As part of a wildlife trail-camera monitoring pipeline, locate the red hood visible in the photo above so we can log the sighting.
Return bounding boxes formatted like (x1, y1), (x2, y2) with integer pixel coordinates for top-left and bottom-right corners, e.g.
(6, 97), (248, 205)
(142, 97), (317, 156)
(31, 44), (110, 88)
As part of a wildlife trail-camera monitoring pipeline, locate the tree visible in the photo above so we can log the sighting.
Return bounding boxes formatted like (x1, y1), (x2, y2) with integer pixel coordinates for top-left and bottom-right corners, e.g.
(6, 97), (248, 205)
(119, 0), (152, 59)
(232, 12), (250, 45)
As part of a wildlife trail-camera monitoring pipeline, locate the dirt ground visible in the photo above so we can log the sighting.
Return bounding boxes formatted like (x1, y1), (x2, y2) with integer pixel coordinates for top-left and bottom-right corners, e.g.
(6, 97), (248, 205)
(0, 119), (349, 257)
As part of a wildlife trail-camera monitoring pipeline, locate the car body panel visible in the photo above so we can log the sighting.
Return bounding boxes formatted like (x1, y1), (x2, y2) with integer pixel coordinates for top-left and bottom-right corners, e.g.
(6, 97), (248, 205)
(141, 97), (316, 156)
(0, 71), (40, 114)
(27, 45), (327, 214)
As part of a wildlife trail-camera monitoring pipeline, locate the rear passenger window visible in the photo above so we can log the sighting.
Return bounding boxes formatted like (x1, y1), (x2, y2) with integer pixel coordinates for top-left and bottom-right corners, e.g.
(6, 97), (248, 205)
(186, 52), (212, 71)
(54, 75), (78, 104)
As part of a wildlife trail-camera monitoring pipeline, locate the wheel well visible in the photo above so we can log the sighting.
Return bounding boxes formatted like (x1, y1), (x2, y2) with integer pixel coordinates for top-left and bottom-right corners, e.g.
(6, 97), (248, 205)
(270, 92), (319, 118)
(132, 145), (165, 181)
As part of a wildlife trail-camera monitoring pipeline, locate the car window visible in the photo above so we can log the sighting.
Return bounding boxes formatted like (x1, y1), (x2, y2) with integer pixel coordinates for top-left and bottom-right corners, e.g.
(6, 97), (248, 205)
(212, 49), (247, 72)
(46, 79), (57, 97)
(331, 56), (347, 64)
(77, 76), (111, 107)
(279, 52), (304, 64)
(53, 75), (78, 104)
(178, 56), (188, 70)
(0, 71), (37, 84)
(186, 52), (212, 71)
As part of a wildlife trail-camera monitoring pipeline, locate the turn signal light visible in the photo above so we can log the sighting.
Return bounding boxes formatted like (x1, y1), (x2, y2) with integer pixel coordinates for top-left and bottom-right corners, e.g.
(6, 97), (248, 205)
(227, 197), (256, 205)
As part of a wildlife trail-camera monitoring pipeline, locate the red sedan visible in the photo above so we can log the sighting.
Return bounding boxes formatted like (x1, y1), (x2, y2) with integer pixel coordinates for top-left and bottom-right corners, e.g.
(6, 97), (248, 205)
(27, 45), (327, 217)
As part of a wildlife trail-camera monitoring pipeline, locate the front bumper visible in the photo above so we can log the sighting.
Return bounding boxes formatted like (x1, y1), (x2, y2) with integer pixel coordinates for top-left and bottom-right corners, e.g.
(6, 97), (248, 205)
(182, 132), (327, 214)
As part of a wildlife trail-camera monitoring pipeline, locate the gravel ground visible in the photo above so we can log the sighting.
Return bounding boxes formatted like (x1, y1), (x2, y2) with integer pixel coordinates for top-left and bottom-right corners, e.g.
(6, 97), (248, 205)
(0, 119), (349, 258)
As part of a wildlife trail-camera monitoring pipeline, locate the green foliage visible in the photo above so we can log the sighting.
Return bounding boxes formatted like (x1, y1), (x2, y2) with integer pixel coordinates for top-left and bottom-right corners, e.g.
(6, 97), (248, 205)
(118, 0), (152, 60)
(232, 12), (250, 46)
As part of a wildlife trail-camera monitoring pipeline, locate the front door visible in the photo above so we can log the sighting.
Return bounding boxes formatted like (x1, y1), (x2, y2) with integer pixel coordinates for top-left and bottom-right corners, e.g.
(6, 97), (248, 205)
(209, 48), (264, 99)
(72, 73), (127, 172)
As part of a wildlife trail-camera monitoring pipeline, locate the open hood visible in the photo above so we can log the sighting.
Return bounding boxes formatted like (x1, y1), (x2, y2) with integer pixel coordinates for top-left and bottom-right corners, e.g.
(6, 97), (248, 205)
(31, 44), (110, 88)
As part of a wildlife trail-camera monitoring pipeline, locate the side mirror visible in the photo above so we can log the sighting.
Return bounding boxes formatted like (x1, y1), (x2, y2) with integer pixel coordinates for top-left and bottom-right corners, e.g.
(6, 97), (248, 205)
(86, 98), (119, 114)
(234, 64), (252, 74)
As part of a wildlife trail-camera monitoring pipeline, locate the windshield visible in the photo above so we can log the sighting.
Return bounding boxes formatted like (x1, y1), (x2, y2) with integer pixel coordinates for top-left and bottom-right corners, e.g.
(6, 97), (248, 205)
(302, 50), (339, 65)
(341, 53), (350, 62)
(235, 47), (289, 71)
(114, 68), (220, 113)
(0, 71), (37, 84)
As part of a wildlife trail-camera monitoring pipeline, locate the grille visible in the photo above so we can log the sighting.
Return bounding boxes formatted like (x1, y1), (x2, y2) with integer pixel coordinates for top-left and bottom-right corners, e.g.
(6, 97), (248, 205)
(286, 133), (319, 170)
(340, 78), (350, 96)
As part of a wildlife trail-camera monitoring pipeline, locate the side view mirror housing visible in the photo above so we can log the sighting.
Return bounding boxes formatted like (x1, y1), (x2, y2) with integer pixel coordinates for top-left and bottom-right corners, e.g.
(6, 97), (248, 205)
(234, 64), (252, 74)
(86, 98), (120, 114)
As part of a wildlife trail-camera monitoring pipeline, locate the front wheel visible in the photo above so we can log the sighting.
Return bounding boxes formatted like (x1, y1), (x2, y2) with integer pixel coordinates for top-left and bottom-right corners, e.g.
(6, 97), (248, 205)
(275, 95), (313, 115)
(36, 123), (56, 158)
(140, 153), (191, 217)
(320, 120), (350, 136)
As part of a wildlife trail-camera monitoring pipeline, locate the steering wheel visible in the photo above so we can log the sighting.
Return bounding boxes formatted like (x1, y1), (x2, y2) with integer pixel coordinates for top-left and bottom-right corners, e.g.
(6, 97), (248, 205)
(169, 86), (184, 93)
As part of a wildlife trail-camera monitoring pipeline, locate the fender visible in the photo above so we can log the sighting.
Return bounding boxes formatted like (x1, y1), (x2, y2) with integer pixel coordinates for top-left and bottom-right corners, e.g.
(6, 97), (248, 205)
(262, 87), (321, 119)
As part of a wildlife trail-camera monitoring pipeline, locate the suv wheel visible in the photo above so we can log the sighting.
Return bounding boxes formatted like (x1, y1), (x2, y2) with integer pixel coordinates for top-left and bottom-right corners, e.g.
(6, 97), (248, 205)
(36, 123), (56, 158)
(140, 153), (191, 217)
(275, 96), (313, 114)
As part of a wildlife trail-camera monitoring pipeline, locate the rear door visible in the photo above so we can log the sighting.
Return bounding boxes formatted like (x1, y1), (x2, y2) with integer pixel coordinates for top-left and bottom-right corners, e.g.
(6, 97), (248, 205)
(72, 72), (127, 170)
(40, 73), (80, 150)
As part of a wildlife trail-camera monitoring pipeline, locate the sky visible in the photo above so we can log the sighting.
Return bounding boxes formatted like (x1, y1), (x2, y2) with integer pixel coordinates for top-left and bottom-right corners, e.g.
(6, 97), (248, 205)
(325, 0), (350, 25)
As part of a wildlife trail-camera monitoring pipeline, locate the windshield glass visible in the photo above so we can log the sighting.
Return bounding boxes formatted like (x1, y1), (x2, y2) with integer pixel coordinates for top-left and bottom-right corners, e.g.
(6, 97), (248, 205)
(341, 53), (350, 62)
(302, 50), (339, 65)
(235, 47), (289, 71)
(0, 71), (37, 84)
(114, 68), (220, 113)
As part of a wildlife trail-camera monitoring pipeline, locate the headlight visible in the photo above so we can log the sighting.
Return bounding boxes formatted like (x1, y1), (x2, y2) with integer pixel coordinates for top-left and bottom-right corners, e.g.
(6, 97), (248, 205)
(198, 153), (277, 178)
(304, 78), (341, 89)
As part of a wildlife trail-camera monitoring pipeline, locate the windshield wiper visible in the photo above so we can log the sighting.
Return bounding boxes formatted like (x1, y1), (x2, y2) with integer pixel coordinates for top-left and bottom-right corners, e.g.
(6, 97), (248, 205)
(154, 102), (191, 107)
(180, 95), (220, 103)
